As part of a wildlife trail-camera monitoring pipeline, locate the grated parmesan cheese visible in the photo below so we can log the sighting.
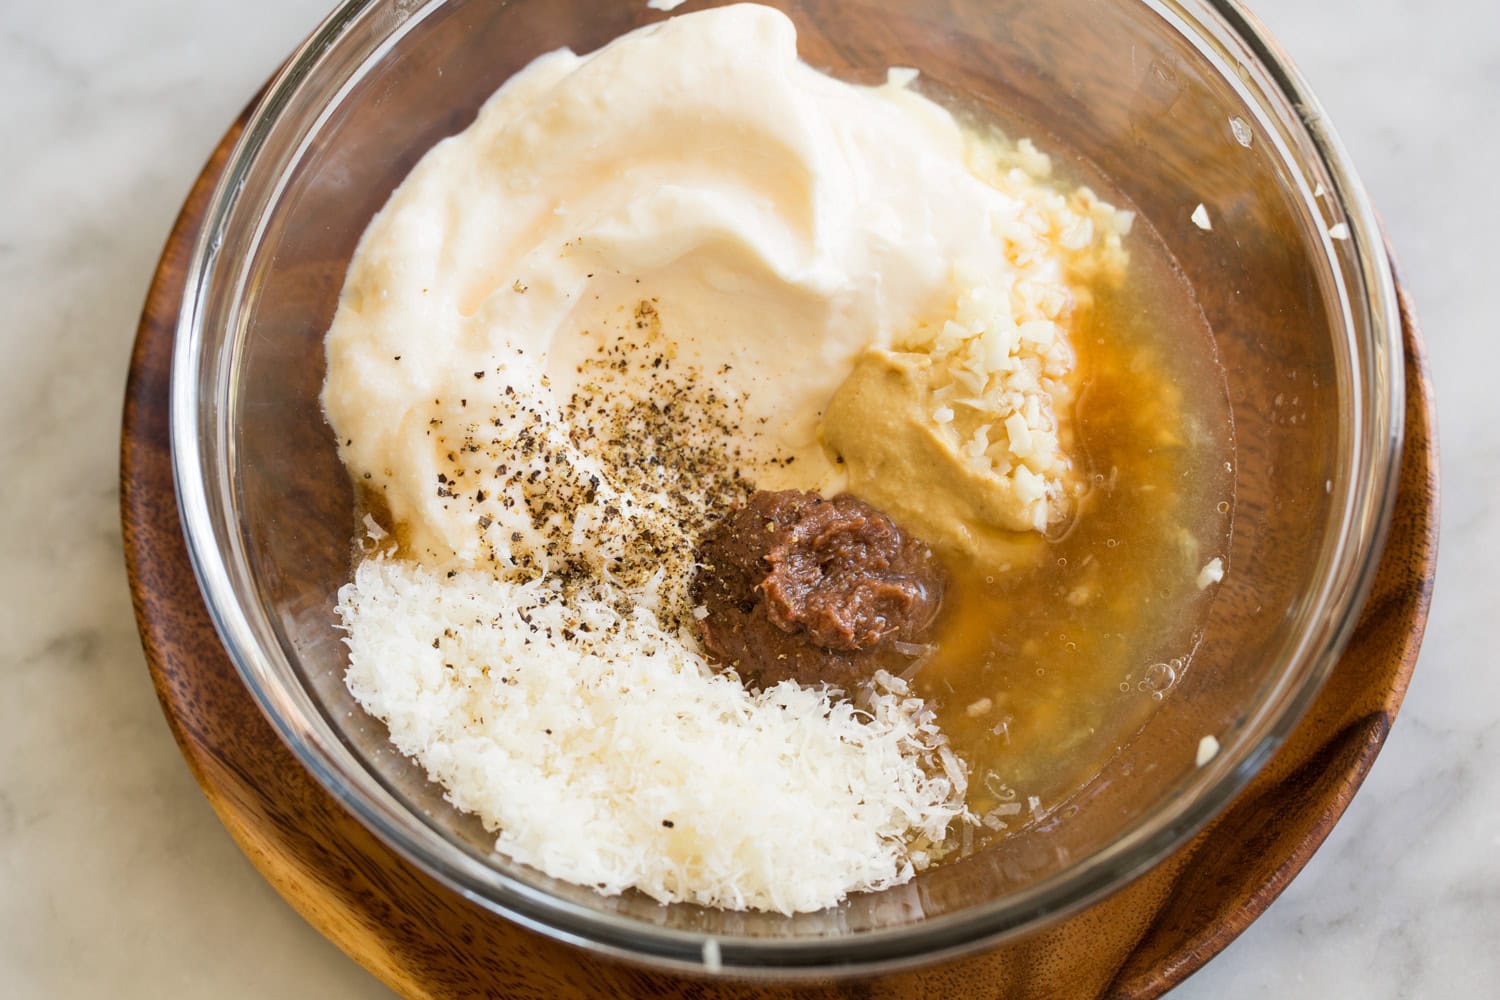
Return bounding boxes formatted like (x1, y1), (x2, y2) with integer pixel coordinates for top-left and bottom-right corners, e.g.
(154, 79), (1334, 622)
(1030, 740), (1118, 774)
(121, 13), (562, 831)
(1196, 734), (1220, 767)
(361, 512), (388, 542)
(1229, 115), (1253, 148)
(337, 558), (968, 915)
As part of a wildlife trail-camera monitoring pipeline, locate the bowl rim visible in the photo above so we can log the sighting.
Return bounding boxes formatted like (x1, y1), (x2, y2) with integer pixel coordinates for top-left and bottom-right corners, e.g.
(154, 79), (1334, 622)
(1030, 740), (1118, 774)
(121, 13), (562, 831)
(169, 0), (1404, 976)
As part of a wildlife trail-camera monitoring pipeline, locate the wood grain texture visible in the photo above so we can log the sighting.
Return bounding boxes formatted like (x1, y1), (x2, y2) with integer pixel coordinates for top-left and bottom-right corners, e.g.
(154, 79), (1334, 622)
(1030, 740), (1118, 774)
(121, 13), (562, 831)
(121, 113), (1437, 1000)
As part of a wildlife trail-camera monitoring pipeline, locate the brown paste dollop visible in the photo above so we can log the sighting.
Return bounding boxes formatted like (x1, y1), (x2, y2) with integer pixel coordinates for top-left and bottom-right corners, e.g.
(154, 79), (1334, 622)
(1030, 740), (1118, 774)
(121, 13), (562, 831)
(693, 490), (944, 689)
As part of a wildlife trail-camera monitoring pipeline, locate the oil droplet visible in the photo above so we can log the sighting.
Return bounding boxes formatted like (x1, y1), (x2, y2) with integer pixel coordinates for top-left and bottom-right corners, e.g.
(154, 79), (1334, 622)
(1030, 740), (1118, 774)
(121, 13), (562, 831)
(1144, 661), (1177, 694)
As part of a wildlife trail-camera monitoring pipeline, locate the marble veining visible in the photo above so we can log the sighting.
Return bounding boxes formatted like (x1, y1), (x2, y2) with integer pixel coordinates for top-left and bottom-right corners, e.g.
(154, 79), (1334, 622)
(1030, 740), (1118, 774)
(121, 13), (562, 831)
(0, 0), (1494, 996)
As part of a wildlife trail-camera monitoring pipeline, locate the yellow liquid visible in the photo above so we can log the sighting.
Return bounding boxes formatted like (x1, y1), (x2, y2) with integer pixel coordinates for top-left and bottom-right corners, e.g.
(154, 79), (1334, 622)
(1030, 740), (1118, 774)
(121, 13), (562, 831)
(912, 176), (1234, 841)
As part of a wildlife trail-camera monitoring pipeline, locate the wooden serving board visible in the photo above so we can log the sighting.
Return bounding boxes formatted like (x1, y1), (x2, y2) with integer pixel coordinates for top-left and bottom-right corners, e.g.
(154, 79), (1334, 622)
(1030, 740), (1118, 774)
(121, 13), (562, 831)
(121, 111), (1438, 999)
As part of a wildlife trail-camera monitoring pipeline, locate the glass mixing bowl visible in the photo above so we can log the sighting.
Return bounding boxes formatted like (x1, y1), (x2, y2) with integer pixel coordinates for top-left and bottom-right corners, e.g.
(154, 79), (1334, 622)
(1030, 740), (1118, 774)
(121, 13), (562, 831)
(171, 0), (1402, 975)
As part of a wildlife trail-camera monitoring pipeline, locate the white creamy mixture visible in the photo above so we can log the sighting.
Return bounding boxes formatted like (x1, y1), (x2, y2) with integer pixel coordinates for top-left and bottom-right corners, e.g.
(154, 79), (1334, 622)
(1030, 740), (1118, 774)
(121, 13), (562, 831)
(326, 3), (1131, 913)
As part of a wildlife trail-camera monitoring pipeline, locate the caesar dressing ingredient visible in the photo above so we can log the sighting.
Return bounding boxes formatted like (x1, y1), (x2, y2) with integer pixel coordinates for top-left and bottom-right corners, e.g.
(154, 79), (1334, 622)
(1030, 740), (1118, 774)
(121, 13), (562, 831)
(693, 489), (944, 689)
(338, 558), (965, 914)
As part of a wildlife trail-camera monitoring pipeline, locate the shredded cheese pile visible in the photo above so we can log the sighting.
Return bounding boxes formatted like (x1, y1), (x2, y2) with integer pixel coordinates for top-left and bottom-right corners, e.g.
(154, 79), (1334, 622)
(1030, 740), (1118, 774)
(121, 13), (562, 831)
(339, 559), (967, 914)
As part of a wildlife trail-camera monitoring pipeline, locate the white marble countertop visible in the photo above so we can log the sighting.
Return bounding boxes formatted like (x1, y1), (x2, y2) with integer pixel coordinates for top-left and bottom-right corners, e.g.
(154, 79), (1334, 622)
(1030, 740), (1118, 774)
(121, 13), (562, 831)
(2, 0), (1495, 995)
